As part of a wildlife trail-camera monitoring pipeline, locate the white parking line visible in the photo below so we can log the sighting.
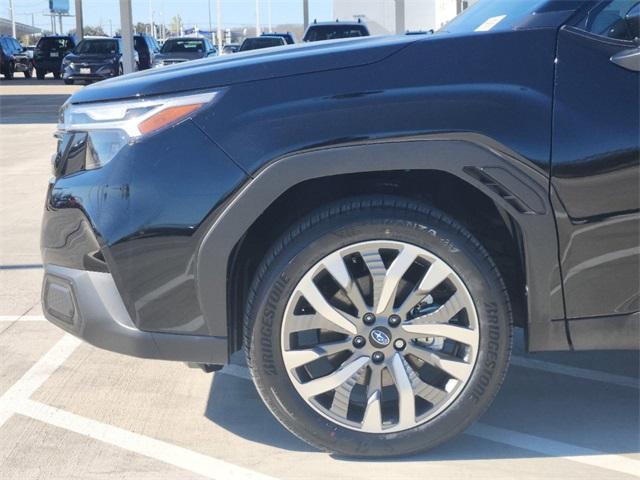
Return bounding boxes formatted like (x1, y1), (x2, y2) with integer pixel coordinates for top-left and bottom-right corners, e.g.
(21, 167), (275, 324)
(16, 400), (276, 480)
(0, 335), (276, 480)
(511, 356), (639, 389)
(0, 334), (80, 428)
(468, 423), (640, 478)
(0, 315), (46, 322)
(218, 364), (640, 476)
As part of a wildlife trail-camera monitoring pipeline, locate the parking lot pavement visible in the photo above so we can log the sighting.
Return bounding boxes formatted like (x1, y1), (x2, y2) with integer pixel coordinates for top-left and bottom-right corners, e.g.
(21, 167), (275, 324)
(1, 83), (639, 480)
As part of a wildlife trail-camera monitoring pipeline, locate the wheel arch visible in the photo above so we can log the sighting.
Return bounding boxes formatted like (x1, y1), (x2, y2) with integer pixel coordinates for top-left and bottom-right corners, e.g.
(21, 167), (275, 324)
(195, 134), (568, 356)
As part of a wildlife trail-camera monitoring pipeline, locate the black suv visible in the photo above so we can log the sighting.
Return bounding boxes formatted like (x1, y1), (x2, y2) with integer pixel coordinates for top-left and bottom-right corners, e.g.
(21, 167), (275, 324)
(33, 35), (76, 79)
(61, 37), (137, 84)
(134, 34), (161, 69)
(0, 36), (23, 79)
(303, 19), (370, 42)
(41, 0), (639, 457)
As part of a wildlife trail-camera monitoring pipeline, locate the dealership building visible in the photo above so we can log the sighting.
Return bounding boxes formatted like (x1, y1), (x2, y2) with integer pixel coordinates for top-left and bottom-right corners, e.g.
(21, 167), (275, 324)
(332, 0), (476, 34)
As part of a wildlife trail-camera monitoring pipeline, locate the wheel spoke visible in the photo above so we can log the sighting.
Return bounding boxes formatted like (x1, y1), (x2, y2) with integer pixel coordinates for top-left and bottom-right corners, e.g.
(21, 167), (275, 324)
(282, 312), (346, 337)
(283, 338), (354, 370)
(399, 354), (448, 404)
(361, 390), (383, 432)
(321, 252), (369, 316)
(373, 246), (418, 315)
(397, 259), (452, 317)
(297, 356), (369, 399)
(402, 322), (477, 346)
(389, 353), (416, 429)
(406, 344), (473, 380)
(331, 365), (366, 418)
(298, 277), (358, 335)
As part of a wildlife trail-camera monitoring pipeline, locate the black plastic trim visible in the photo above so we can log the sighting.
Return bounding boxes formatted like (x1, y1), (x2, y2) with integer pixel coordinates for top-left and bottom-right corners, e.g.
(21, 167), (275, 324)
(42, 264), (227, 364)
(568, 312), (640, 350)
(195, 134), (567, 352)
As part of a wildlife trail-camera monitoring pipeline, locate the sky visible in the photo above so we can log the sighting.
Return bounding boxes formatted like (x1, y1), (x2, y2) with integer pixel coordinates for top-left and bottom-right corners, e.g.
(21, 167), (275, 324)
(4, 0), (334, 33)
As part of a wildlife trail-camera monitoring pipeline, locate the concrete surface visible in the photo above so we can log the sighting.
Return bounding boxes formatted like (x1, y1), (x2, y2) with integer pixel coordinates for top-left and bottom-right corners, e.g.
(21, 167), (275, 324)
(0, 81), (639, 480)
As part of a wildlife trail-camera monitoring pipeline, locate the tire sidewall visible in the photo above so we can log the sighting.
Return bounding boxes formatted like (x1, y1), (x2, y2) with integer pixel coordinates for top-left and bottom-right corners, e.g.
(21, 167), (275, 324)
(248, 206), (512, 456)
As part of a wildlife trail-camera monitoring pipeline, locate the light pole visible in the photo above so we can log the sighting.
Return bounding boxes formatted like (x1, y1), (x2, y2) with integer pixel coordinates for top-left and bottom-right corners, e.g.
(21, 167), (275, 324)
(75, 0), (84, 41)
(9, 0), (16, 38)
(255, 0), (261, 36)
(267, 0), (272, 33)
(303, 0), (309, 30)
(119, 0), (135, 74)
(395, 0), (405, 34)
(216, 0), (222, 50)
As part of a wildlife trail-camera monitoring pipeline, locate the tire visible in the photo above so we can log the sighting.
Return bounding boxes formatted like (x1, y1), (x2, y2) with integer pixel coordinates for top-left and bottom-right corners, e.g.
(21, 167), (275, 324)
(24, 67), (32, 78)
(244, 196), (512, 457)
(53, 71), (61, 79)
(5, 64), (14, 80)
(64, 79), (73, 85)
(36, 69), (45, 80)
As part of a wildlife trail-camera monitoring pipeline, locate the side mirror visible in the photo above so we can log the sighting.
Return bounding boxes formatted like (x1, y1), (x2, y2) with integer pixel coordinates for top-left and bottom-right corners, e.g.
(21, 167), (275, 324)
(625, 2), (640, 41)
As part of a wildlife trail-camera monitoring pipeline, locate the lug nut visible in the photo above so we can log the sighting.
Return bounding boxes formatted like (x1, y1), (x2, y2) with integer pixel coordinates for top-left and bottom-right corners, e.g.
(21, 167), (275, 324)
(371, 351), (385, 364)
(388, 314), (402, 327)
(393, 339), (406, 351)
(353, 335), (366, 349)
(363, 313), (376, 325)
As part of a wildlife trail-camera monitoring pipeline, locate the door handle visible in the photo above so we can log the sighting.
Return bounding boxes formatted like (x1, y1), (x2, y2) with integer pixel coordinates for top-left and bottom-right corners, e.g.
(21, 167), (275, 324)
(611, 47), (640, 72)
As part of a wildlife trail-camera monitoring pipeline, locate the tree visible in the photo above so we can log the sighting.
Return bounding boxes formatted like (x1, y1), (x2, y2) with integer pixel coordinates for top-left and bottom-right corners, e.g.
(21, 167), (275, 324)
(170, 14), (183, 36)
(69, 25), (107, 37)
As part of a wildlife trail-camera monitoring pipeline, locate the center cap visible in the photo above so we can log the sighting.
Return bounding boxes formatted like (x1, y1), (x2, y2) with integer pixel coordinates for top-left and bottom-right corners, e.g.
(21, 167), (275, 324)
(369, 327), (392, 348)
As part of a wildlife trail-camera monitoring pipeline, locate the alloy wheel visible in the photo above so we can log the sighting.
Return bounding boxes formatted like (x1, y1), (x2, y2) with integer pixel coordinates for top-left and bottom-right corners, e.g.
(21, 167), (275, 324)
(281, 240), (480, 433)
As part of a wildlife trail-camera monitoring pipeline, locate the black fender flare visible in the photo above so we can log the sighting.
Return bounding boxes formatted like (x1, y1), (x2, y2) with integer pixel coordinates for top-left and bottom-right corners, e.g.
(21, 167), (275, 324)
(195, 134), (568, 352)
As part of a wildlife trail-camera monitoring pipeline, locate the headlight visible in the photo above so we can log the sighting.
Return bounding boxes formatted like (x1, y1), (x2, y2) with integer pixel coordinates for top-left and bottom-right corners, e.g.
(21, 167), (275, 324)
(58, 90), (220, 169)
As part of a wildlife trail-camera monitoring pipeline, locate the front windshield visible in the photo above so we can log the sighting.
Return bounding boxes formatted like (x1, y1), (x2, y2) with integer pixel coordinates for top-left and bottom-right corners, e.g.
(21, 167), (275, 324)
(440, 0), (550, 33)
(161, 39), (205, 53)
(76, 39), (118, 54)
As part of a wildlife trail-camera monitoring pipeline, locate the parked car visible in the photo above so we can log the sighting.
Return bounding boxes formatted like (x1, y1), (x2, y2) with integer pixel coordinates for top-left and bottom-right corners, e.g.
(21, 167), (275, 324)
(33, 35), (76, 79)
(239, 36), (286, 51)
(61, 37), (137, 85)
(0, 35), (23, 79)
(134, 33), (161, 69)
(42, 0), (639, 458)
(221, 43), (240, 55)
(152, 37), (217, 68)
(261, 31), (296, 44)
(302, 19), (370, 42)
(14, 46), (34, 78)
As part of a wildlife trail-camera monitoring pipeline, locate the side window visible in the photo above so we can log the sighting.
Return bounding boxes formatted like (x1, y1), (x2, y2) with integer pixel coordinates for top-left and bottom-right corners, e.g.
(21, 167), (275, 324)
(580, 0), (639, 40)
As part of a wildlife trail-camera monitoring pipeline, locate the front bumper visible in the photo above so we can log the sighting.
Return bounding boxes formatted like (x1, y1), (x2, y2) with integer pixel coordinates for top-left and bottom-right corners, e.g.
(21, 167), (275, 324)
(63, 65), (117, 81)
(42, 264), (228, 363)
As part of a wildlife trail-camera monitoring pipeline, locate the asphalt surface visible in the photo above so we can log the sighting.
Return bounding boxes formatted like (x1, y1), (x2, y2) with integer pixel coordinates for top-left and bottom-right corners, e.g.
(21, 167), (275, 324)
(0, 78), (639, 480)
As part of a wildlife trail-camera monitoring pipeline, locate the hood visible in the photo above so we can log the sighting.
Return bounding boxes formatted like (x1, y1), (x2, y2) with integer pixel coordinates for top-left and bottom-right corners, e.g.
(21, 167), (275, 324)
(66, 52), (119, 62)
(69, 35), (417, 104)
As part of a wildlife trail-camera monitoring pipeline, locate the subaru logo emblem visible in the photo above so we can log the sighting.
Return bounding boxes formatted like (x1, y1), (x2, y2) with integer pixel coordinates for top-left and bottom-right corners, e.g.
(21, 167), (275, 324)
(370, 329), (390, 347)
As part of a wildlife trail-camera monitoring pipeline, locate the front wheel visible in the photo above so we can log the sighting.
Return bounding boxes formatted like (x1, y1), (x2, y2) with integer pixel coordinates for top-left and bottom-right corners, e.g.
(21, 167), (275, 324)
(63, 79), (73, 85)
(244, 196), (512, 457)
